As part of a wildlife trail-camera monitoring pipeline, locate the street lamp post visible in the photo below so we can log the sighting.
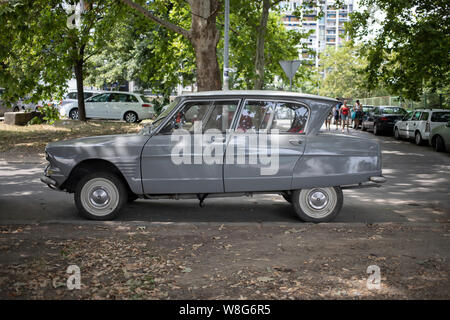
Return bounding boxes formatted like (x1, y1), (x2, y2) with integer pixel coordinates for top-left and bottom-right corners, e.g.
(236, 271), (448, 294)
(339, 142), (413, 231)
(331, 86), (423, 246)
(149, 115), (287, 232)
(223, 0), (230, 90)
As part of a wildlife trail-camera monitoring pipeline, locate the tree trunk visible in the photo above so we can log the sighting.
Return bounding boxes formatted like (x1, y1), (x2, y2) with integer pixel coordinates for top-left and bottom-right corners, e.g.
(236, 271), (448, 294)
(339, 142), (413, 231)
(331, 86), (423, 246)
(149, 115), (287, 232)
(188, 0), (221, 91)
(253, 0), (271, 90)
(121, 0), (222, 92)
(74, 59), (86, 122)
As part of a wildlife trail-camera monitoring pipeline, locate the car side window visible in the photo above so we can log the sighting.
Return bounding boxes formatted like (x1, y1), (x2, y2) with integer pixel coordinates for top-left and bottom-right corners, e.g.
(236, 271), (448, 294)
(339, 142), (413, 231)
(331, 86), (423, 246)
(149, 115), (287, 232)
(88, 93), (109, 102)
(158, 101), (211, 135)
(412, 111), (421, 121)
(419, 112), (429, 121)
(271, 102), (309, 133)
(109, 93), (129, 103)
(203, 100), (239, 133)
(128, 95), (138, 103)
(237, 100), (277, 132)
(373, 107), (379, 115)
(237, 100), (309, 134)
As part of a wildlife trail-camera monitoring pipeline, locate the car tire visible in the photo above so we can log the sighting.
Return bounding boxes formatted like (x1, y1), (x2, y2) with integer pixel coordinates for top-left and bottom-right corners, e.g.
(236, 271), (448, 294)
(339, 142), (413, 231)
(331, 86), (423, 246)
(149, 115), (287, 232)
(373, 123), (381, 135)
(74, 172), (127, 220)
(415, 131), (423, 146)
(435, 135), (445, 152)
(291, 187), (343, 223)
(394, 127), (401, 140)
(361, 122), (367, 131)
(13, 106), (20, 112)
(69, 108), (79, 120)
(124, 111), (138, 123)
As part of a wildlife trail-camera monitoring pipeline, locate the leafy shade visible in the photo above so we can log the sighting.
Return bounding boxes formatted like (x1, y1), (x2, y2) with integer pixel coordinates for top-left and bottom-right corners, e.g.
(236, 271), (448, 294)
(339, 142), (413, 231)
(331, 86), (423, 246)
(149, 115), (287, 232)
(347, 0), (450, 100)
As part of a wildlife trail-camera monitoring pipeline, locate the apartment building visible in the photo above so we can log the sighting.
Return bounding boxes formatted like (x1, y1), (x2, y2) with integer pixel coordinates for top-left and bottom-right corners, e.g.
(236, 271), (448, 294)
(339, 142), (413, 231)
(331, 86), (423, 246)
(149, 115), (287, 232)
(280, 0), (355, 73)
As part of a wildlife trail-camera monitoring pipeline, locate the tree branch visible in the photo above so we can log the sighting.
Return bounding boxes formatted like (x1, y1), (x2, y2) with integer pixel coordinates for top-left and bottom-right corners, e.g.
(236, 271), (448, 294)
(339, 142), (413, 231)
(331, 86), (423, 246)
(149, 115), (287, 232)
(120, 0), (191, 39)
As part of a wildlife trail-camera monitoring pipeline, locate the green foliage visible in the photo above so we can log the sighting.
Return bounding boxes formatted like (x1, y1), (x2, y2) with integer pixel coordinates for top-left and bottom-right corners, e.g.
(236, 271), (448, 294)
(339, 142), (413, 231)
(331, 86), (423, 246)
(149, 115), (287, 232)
(27, 116), (43, 125)
(347, 0), (450, 100)
(318, 41), (371, 98)
(41, 105), (60, 125)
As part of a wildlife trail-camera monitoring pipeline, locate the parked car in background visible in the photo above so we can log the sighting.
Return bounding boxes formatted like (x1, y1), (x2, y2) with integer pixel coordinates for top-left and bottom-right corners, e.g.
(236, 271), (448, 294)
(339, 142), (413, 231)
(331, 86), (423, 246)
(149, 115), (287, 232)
(59, 91), (155, 122)
(58, 90), (103, 108)
(361, 105), (407, 135)
(394, 109), (450, 145)
(42, 90), (385, 222)
(429, 121), (450, 152)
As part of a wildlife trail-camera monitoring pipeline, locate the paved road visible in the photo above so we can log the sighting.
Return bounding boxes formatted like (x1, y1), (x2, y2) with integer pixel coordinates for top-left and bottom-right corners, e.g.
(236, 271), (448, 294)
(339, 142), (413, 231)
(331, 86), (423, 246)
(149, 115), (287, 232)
(1, 129), (449, 224)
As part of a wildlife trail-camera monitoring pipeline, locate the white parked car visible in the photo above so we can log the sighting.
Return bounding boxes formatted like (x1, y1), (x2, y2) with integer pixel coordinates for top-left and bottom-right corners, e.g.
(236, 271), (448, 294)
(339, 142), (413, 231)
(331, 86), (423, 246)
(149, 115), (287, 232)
(394, 109), (450, 145)
(60, 91), (155, 123)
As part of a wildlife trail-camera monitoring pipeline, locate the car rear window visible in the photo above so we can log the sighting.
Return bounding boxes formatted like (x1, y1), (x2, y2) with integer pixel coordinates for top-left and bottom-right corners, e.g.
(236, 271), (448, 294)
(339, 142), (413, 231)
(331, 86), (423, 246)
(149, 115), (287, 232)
(382, 107), (407, 115)
(431, 112), (450, 122)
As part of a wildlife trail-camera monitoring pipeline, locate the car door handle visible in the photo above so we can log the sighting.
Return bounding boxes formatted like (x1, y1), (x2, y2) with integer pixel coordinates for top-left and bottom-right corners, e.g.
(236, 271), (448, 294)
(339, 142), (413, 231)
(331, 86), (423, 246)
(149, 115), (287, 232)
(289, 139), (303, 146)
(211, 136), (226, 143)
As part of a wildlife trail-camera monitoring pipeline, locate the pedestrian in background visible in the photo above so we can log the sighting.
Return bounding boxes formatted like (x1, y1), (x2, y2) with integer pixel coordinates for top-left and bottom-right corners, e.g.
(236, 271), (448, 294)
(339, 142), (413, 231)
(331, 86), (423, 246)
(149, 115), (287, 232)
(354, 100), (363, 129)
(334, 98), (342, 130)
(340, 100), (350, 133)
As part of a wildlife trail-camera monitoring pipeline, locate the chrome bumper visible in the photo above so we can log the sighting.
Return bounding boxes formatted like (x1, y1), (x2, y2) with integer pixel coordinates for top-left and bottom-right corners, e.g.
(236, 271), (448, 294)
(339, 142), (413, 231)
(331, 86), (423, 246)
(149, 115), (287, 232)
(41, 176), (57, 189)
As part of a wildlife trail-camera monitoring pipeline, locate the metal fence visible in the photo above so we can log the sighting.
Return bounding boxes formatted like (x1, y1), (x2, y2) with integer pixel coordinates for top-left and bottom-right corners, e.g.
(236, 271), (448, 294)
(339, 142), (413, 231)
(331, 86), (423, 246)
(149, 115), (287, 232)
(358, 93), (450, 110)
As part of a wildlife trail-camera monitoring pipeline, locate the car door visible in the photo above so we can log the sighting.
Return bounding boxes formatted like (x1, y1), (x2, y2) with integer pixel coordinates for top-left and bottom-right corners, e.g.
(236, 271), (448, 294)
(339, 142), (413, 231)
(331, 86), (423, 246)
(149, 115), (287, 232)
(107, 93), (129, 119)
(223, 99), (308, 192)
(407, 111), (421, 138)
(141, 99), (240, 194)
(85, 93), (110, 118)
(366, 107), (377, 130)
(397, 112), (412, 138)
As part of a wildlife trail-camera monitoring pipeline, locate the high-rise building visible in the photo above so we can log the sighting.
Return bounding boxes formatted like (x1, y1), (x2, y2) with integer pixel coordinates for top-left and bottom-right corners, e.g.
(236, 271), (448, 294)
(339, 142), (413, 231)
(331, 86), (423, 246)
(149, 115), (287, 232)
(280, 0), (355, 74)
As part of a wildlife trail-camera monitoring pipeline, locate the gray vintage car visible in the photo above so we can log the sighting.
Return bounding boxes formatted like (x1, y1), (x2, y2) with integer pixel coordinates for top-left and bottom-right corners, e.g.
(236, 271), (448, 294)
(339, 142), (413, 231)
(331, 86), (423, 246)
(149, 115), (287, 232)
(41, 91), (385, 222)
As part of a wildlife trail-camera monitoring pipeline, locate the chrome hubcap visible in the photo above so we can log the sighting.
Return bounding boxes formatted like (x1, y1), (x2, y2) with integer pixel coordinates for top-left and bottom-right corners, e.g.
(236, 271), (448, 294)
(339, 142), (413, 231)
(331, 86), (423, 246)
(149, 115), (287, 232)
(307, 189), (329, 210)
(89, 187), (110, 207)
(126, 113), (136, 122)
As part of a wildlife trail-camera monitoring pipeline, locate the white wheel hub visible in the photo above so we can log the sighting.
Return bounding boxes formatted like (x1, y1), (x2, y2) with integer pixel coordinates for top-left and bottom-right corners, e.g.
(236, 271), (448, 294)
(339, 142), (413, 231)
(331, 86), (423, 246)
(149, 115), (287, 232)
(298, 187), (337, 219)
(80, 178), (119, 216)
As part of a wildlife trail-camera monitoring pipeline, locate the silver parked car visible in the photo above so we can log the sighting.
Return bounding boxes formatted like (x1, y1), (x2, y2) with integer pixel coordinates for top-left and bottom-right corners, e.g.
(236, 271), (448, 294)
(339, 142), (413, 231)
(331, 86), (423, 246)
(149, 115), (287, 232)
(41, 91), (385, 222)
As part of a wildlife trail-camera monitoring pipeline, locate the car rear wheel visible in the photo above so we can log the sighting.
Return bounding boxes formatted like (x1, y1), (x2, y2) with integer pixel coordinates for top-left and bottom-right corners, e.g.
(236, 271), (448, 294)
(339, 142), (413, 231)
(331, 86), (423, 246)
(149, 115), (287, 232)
(13, 106), (20, 112)
(69, 108), (79, 120)
(74, 172), (127, 220)
(415, 132), (423, 145)
(292, 187), (343, 223)
(124, 111), (138, 123)
(435, 135), (445, 152)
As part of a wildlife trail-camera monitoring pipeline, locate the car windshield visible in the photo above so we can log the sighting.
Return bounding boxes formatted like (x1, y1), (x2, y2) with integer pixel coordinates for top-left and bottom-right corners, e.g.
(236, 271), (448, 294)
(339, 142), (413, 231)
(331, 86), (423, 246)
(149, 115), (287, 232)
(382, 107), (407, 115)
(139, 98), (180, 135)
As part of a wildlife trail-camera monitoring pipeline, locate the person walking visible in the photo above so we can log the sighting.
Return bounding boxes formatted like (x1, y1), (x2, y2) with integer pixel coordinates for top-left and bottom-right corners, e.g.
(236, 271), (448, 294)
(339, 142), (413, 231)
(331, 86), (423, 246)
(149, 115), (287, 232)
(340, 100), (350, 133)
(354, 100), (363, 129)
(334, 98), (342, 130)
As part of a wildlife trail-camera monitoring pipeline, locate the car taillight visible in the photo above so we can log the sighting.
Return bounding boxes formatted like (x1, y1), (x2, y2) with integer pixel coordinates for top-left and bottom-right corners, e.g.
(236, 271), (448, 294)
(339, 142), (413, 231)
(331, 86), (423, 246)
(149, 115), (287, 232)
(425, 121), (430, 132)
(380, 117), (389, 121)
(142, 104), (152, 108)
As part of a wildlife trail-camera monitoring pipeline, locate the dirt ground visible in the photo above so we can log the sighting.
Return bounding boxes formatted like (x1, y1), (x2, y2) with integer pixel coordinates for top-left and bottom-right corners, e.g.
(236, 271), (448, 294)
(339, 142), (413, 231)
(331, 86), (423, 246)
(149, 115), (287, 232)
(0, 222), (448, 300)
(0, 120), (146, 161)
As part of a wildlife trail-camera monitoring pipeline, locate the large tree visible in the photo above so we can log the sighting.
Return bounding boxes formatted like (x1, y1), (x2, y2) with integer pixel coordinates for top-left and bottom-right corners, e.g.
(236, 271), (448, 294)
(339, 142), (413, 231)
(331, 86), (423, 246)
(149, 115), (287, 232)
(121, 0), (222, 91)
(347, 0), (450, 100)
(0, 0), (122, 121)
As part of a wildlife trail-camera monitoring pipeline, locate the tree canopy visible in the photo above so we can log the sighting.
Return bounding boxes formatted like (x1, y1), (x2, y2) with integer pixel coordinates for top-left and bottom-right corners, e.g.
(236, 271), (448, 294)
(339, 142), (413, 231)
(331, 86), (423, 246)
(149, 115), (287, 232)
(347, 0), (450, 100)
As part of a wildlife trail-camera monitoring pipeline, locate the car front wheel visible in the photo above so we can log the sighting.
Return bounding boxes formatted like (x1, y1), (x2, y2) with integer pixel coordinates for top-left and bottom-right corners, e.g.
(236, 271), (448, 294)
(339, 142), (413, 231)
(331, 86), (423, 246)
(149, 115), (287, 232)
(435, 135), (445, 152)
(292, 187), (343, 223)
(415, 132), (423, 145)
(394, 127), (401, 140)
(74, 172), (127, 220)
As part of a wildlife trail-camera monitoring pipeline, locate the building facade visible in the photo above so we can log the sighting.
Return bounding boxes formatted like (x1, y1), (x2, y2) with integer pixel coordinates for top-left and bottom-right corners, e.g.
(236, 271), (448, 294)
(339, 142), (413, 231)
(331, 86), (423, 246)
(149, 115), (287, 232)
(280, 0), (355, 73)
